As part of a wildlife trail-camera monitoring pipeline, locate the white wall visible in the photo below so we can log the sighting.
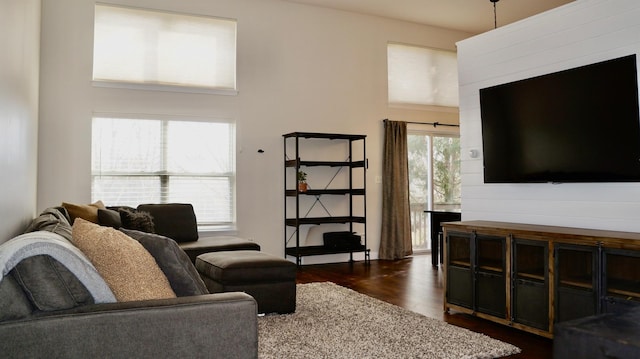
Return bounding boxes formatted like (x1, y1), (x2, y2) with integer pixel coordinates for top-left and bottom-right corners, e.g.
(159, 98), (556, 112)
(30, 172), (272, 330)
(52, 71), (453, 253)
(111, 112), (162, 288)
(0, 0), (40, 243)
(458, 0), (640, 232)
(38, 0), (471, 260)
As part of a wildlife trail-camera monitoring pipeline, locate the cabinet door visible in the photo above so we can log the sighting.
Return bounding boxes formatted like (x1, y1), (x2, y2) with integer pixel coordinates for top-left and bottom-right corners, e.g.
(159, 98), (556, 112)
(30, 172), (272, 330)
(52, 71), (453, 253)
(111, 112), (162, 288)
(512, 238), (549, 330)
(475, 235), (506, 317)
(446, 231), (473, 309)
(555, 244), (599, 323)
(602, 248), (640, 314)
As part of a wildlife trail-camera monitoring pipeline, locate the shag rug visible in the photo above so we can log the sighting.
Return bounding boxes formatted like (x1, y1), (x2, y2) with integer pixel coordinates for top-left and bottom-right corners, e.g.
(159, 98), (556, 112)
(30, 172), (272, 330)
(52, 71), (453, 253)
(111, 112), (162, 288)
(258, 282), (520, 359)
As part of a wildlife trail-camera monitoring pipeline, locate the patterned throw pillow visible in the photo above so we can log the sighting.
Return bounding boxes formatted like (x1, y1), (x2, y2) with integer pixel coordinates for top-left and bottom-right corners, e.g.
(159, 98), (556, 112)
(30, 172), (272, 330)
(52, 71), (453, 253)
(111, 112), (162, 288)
(71, 219), (176, 302)
(117, 207), (155, 233)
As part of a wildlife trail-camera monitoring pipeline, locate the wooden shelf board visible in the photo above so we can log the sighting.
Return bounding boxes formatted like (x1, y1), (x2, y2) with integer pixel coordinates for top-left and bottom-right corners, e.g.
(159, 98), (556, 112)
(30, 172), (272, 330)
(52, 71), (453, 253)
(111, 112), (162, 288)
(559, 279), (593, 290)
(478, 265), (503, 273)
(517, 272), (545, 281)
(607, 288), (640, 298)
(450, 260), (471, 268)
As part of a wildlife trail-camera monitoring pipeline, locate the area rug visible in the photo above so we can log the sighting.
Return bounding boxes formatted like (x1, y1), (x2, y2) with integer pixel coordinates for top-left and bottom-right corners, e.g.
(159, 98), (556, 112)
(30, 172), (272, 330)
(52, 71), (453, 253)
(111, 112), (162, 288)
(258, 282), (520, 359)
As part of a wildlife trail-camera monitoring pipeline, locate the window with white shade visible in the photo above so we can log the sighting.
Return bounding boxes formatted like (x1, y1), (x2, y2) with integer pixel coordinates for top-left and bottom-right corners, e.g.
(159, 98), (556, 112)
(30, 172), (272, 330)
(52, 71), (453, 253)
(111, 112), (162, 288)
(91, 116), (235, 228)
(387, 43), (458, 108)
(93, 4), (237, 93)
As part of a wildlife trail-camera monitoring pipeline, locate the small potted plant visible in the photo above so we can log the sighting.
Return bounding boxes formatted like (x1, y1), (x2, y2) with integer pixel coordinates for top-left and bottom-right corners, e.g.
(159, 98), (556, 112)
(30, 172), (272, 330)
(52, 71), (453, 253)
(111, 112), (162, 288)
(297, 170), (308, 192)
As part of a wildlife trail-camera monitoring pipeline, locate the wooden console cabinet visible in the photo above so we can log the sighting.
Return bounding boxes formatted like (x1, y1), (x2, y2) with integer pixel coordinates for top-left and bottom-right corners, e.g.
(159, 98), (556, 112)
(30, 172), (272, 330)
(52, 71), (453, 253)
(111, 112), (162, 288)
(442, 220), (640, 338)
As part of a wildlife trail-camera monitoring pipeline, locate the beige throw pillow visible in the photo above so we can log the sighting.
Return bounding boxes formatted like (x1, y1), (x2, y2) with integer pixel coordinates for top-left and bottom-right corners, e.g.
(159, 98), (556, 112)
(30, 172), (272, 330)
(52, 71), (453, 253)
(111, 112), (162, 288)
(62, 200), (106, 224)
(71, 218), (176, 302)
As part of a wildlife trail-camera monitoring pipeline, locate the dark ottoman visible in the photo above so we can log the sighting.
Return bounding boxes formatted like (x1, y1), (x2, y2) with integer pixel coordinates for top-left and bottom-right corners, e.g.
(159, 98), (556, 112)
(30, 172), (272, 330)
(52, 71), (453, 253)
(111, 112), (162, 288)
(554, 307), (640, 359)
(196, 251), (297, 314)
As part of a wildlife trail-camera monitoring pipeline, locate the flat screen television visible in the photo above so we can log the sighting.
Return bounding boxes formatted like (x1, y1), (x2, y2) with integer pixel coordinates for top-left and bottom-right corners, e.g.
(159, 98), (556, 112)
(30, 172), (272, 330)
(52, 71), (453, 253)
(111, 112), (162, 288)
(480, 54), (640, 183)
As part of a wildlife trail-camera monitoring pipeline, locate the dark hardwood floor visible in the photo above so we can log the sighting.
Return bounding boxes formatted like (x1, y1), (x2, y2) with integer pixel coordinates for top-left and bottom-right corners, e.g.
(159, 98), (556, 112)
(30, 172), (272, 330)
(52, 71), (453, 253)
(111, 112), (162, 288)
(296, 254), (552, 359)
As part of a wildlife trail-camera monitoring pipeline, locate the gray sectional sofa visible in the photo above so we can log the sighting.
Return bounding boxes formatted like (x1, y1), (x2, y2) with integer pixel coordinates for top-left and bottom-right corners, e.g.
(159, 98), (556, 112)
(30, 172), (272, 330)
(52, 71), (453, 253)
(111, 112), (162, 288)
(0, 205), (259, 358)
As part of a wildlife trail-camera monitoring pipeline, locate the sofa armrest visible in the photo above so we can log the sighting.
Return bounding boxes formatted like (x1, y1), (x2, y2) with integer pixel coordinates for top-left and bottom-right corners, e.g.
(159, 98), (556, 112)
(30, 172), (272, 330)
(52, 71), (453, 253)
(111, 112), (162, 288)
(0, 292), (258, 359)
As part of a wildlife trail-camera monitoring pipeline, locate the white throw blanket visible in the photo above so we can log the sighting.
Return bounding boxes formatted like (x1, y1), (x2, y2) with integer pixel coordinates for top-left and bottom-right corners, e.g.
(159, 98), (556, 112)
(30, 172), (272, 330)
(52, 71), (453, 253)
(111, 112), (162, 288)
(0, 231), (116, 303)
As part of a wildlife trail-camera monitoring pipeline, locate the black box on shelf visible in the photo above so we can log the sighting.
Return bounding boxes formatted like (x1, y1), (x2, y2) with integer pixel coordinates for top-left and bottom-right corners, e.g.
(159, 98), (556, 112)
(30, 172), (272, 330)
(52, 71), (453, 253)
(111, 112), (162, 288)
(323, 231), (361, 249)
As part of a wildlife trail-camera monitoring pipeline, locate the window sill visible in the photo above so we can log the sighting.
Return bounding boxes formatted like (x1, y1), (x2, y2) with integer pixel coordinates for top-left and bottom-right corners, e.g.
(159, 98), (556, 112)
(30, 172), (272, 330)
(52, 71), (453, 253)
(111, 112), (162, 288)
(198, 224), (237, 237)
(388, 102), (458, 113)
(92, 80), (238, 96)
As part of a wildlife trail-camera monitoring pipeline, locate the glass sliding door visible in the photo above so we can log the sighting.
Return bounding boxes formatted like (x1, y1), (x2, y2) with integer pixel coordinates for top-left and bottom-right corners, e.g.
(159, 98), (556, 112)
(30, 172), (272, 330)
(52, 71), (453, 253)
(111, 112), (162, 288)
(408, 130), (461, 252)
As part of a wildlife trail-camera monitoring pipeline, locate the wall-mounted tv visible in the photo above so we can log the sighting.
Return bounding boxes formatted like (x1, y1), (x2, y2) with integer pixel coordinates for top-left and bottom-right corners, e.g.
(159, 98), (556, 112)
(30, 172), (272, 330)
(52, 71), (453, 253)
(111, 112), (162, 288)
(480, 54), (640, 183)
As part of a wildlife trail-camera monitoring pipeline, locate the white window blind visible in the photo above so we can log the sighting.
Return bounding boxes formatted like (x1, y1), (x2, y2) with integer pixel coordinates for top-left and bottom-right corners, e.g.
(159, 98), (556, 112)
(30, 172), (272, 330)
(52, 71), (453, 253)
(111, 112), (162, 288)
(93, 4), (236, 91)
(91, 116), (235, 227)
(387, 43), (458, 108)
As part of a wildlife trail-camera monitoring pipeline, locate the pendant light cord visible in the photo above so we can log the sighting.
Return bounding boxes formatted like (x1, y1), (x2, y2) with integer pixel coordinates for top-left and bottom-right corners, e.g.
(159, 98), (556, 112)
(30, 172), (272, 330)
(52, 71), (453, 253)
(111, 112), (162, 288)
(491, 0), (499, 29)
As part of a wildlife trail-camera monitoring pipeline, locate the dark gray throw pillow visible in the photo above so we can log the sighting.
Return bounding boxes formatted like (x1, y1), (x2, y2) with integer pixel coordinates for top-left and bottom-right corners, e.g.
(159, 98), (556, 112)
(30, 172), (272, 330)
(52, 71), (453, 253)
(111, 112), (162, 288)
(97, 208), (122, 229)
(120, 228), (208, 297)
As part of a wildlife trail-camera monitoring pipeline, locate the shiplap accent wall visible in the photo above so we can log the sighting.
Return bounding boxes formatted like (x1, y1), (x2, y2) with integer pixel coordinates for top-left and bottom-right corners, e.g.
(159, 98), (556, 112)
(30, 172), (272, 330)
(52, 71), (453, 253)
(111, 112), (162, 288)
(457, 0), (640, 232)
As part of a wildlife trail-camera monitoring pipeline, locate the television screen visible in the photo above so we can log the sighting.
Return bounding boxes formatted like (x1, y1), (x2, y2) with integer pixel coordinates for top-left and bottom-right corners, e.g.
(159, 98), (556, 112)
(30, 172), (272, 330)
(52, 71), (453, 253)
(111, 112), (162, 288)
(480, 54), (640, 183)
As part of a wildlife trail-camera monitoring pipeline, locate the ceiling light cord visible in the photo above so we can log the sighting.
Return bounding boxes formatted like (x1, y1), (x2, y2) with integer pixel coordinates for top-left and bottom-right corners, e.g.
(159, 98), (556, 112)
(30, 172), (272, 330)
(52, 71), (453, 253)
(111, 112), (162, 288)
(490, 0), (499, 29)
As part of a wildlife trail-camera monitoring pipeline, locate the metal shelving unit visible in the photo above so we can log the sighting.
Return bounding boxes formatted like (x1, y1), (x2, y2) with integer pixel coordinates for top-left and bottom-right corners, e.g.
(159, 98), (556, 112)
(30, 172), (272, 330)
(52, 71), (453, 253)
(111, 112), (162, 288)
(283, 132), (369, 266)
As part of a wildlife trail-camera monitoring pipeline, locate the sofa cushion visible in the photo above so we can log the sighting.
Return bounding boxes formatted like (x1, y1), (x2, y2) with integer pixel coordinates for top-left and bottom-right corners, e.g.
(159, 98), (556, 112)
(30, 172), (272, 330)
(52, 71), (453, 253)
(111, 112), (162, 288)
(137, 204), (198, 242)
(62, 201), (105, 224)
(120, 229), (208, 297)
(23, 207), (73, 241)
(179, 236), (261, 263)
(72, 219), (176, 302)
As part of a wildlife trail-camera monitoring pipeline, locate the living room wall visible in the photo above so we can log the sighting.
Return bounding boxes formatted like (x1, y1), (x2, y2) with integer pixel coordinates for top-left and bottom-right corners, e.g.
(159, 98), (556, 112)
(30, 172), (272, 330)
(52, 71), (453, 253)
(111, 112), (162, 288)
(37, 0), (471, 260)
(458, 0), (640, 232)
(0, 0), (40, 244)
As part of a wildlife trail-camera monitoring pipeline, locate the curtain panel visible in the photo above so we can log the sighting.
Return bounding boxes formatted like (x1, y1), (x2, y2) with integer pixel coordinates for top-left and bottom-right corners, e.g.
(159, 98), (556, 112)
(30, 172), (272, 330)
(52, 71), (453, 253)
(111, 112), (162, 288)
(379, 120), (412, 260)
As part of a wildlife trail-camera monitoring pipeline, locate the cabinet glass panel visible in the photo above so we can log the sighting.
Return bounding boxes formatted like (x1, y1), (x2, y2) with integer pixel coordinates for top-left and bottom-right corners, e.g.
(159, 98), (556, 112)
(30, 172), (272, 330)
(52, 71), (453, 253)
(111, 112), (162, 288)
(475, 235), (506, 317)
(514, 241), (546, 282)
(448, 232), (471, 268)
(513, 238), (548, 330)
(555, 245), (597, 323)
(476, 236), (504, 273)
(446, 231), (473, 309)
(604, 251), (640, 301)
(557, 247), (594, 290)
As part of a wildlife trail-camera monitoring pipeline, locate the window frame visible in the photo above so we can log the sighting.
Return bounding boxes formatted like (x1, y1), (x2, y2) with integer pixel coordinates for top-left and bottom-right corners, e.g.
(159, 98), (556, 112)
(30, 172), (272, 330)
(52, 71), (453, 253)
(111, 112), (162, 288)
(91, 113), (236, 230)
(387, 42), (459, 111)
(92, 3), (238, 95)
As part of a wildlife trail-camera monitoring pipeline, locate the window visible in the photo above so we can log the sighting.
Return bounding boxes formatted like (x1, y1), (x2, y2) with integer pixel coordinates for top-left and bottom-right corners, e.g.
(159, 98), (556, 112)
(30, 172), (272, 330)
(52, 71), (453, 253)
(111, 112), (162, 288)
(387, 43), (458, 108)
(408, 130), (461, 251)
(91, 116), (235, 228)
(93, 4), (237, 93)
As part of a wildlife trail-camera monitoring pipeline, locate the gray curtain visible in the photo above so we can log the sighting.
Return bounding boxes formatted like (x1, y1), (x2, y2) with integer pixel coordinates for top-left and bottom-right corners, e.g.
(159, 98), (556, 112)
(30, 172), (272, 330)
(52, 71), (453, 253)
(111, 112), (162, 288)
(379, 120), (412, 260)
